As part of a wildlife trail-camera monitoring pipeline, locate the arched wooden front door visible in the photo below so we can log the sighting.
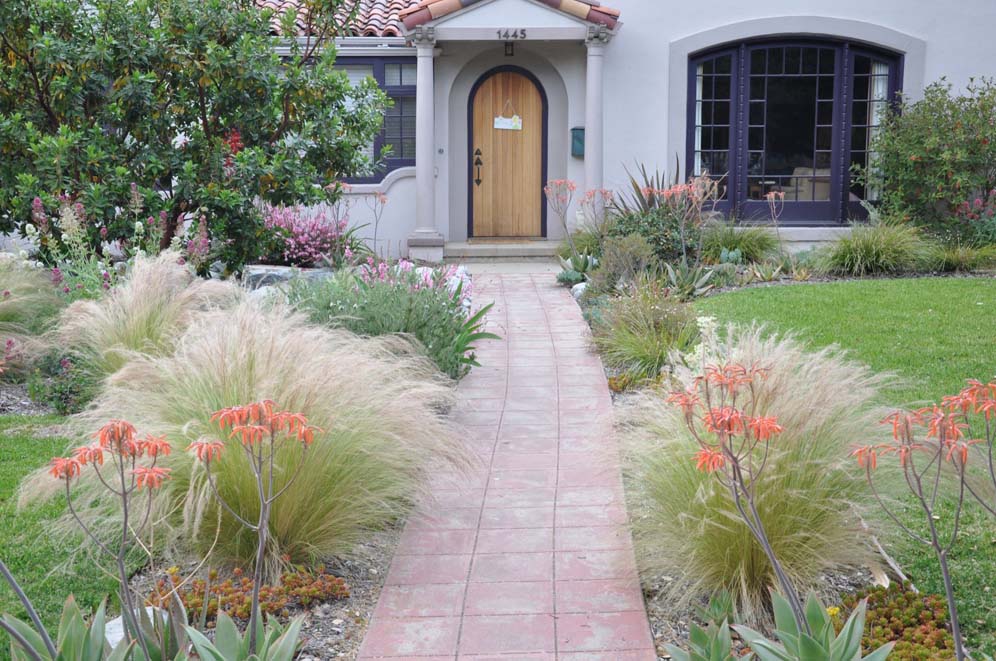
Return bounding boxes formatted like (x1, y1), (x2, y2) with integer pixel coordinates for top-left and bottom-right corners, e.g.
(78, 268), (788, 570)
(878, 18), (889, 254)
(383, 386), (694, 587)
(469, 68), (547, 238)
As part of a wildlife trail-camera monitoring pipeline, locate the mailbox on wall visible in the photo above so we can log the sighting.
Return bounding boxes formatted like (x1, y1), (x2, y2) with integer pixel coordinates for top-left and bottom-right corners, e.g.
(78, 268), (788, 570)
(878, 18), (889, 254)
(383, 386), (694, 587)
(571, 127), (585, 158)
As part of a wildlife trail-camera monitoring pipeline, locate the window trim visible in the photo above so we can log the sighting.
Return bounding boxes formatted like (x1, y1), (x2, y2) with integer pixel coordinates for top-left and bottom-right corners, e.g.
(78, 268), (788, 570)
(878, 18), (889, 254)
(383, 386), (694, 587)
(686, 38), (903, 225)
(337, 55), (417, 184)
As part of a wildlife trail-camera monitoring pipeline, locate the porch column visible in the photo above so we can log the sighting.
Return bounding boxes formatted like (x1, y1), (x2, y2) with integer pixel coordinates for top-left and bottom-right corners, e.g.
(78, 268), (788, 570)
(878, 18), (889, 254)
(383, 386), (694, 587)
(584, 26), (610, 194)
(409, 27), (444, 262)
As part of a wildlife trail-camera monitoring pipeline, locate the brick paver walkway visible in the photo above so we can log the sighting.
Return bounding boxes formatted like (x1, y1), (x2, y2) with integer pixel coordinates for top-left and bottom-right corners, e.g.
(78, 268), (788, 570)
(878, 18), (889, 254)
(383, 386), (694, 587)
(357, 271), (655, 660)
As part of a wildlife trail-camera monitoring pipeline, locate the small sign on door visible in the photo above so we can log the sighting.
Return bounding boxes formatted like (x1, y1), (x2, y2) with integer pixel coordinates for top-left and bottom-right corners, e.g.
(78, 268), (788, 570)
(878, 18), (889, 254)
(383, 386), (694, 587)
(494, 114), (522, 131)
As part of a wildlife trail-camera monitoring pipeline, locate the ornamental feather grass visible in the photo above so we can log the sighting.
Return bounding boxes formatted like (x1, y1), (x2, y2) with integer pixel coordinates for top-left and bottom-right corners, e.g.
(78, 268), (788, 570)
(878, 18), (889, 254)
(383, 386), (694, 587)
(591, 274), (700, 384)
(48, 251), (242, 380)
(0, 255), (64, 370)
(27, 302), (469, 577)
(700, 220), (780, 264)
(620, 325), (886, 625)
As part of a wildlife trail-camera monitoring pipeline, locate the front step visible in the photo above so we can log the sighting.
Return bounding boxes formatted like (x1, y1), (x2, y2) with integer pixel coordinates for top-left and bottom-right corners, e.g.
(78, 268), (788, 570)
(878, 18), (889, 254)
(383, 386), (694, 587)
(443, 241), (561, 262)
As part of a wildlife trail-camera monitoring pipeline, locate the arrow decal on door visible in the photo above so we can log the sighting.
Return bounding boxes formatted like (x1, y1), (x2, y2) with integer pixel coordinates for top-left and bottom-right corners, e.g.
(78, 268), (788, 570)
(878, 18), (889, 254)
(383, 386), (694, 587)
(474, 149), (483, 186)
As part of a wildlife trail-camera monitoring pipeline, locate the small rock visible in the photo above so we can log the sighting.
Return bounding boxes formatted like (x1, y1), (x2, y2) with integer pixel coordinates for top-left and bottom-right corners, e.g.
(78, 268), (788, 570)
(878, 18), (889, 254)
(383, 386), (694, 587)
(571, 281), (588, 301)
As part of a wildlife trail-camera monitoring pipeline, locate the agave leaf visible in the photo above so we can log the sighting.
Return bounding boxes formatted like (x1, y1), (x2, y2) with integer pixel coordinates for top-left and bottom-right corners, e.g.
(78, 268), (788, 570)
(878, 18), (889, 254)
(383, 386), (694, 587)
(798, 632), (830, 660)
(84, 601), (108, 661)
(213, 612), (242, 660)
(184, 627), (228, 661)
(56, 595), (86, 657)
(861, 641), (895, 661)
(664, 645), (691, 661)
(770, 593), (799, 639)
(829, 601), (865, 661)
(3, 614), (48, 659)
(267, 616), (304, 661)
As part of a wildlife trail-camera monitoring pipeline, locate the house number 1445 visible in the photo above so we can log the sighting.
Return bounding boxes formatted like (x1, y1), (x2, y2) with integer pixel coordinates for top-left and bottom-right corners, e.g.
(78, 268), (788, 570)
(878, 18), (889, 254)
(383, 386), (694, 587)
(497, 29), (527, 40)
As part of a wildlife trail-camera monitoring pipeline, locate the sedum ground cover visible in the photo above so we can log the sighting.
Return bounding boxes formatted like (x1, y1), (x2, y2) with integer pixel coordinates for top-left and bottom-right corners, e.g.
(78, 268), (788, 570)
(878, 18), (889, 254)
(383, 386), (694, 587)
(697, 276), (996, 656)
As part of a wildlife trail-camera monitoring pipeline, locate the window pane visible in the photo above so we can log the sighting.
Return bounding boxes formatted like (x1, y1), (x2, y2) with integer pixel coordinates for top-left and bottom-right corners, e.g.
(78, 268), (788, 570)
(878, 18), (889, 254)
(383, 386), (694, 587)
(339, 64), (374, 87)
(750, 49), (766, 74)
(692, 55), (732, 198)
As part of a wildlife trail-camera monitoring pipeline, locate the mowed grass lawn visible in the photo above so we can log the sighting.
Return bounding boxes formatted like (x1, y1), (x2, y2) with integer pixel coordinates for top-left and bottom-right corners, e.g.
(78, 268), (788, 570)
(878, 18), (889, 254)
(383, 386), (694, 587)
(698, 276), (996, 655)
(0, 415), (120, 643)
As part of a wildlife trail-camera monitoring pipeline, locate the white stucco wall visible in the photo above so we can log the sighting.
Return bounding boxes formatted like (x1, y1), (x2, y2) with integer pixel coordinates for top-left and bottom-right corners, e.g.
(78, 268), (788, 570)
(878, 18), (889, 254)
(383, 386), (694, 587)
(602, 0), (995, 193)
(348, 0), (996, 250)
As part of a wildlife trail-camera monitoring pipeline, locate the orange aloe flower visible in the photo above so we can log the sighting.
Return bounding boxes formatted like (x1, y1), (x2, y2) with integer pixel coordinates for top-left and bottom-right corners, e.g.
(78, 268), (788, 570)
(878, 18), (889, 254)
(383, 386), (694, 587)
(666, 387), (700, 414)
(850, 445), (880, 470)
(943, 439), (983, 465)
(133, 466), (171, 490)
(880, 443), (924, 467)
(49, 457), (82, 480)
(703, 406), (745, 436)
(94, 419), (137, 450)
(694, 447), (726, 473)
(748, 415), (784, 441)
(139, 435), (172, 458)
(230, 424), (268, 446)
(187, 440), (225, 463)
(72, 443), (105, 466)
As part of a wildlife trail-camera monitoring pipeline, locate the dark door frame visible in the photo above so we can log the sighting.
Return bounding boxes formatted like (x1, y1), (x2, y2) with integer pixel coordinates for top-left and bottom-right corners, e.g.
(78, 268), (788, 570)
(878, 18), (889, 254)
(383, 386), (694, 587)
(467, 65), (549, 239)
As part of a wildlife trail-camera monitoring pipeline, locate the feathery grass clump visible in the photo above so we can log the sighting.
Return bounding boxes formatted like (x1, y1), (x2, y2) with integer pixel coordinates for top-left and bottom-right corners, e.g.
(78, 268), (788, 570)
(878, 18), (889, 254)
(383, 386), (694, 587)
(50, 251), (241, 380)
(701, 220), (780, 264)
(591, 273), (699, 383)
(0, 255), (63, 370)
(40, 302), (468, 576)
(621, 325), (884, 625)
(819, 222), (932, 276)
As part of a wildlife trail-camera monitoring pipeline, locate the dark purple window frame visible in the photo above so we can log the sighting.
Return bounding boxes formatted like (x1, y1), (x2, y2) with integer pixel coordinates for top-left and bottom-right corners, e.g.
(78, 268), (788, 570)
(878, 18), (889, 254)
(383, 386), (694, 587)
(337, 56), (417, 184)
(686, 38), (903, 225)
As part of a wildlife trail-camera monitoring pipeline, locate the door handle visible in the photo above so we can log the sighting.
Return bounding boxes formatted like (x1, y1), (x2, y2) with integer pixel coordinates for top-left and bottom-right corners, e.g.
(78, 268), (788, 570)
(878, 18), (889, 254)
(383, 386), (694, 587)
(473, 148), (483, 186)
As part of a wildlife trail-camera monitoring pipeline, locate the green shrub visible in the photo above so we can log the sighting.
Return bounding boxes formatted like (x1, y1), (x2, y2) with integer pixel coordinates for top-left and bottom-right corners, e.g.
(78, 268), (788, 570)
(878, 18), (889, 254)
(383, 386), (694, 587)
(287, 265), (495, 380)
(558, 225), (605, 260)
(592, 274), (699, 383)
(556, 270), (585, 287)
(50, 251), (241, 381)
(621, 326), (882, 625)
(819, 222), (933, 276)
(867, 78), (996, 242)
(930, 243), (996, 272)
(39, 302), (469, 574)
(587, 233), (656, 294)
(610, 166), (721, 263)
(840, 583), (955, 659)
(701, 221), (780, 264)
(26, 353), (99, 415)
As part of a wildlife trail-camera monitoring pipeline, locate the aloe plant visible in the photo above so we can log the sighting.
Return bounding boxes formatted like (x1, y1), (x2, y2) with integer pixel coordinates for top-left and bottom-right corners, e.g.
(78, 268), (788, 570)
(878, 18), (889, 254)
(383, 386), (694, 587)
(733, 593), (894, 661)
(666, 619), (742, 661)
(184, 611), (303, 661)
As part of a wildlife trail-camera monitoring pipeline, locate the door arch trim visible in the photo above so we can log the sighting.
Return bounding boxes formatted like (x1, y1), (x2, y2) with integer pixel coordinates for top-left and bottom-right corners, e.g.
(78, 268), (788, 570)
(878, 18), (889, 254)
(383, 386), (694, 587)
(467, 65), (549, 239)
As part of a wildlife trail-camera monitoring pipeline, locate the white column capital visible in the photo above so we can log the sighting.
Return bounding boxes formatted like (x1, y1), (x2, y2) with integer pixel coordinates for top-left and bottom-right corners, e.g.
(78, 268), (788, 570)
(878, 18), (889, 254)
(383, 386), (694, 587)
(585, 24), (612, 48)
(413, 26), (437, 48)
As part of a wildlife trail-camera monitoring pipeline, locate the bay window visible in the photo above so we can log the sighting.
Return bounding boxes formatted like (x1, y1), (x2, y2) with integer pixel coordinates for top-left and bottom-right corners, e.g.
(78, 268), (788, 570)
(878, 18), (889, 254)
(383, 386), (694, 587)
(688, 40), (901, 223)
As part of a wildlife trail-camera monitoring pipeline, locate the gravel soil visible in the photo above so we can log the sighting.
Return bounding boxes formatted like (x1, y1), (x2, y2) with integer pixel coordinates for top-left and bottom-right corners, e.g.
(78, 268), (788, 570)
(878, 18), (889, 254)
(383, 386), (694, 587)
(0, 383), (51, 416)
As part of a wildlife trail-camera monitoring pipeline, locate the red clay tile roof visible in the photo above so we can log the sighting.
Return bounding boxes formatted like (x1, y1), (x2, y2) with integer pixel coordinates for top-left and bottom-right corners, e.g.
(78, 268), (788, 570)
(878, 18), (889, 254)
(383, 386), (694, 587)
(400, 0), (620, 31)
(258, 0), (619, 37)
(257, 0), (408, 37)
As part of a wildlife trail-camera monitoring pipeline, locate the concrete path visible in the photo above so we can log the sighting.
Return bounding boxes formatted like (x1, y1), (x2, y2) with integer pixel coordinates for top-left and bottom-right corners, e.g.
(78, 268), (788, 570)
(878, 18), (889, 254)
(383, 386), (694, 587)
(357, 270), (655, 660)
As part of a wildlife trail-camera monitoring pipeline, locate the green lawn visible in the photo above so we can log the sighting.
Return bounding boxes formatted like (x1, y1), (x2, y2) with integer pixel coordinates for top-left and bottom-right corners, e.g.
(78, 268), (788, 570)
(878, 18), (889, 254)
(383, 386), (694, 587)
(0, 415), (120, 645)
(698, 276), (996, 655)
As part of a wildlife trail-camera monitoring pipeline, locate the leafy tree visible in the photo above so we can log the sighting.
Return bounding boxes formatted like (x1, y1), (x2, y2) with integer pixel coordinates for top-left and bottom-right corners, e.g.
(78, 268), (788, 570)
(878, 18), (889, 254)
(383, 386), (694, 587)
(865, 78), (996, 243)
(0, 0), (387, 270)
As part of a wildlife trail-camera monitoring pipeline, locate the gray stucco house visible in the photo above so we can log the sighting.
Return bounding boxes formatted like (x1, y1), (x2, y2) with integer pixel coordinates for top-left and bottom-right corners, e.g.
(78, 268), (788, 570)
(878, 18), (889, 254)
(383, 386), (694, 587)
(263, 0), (996, 259)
